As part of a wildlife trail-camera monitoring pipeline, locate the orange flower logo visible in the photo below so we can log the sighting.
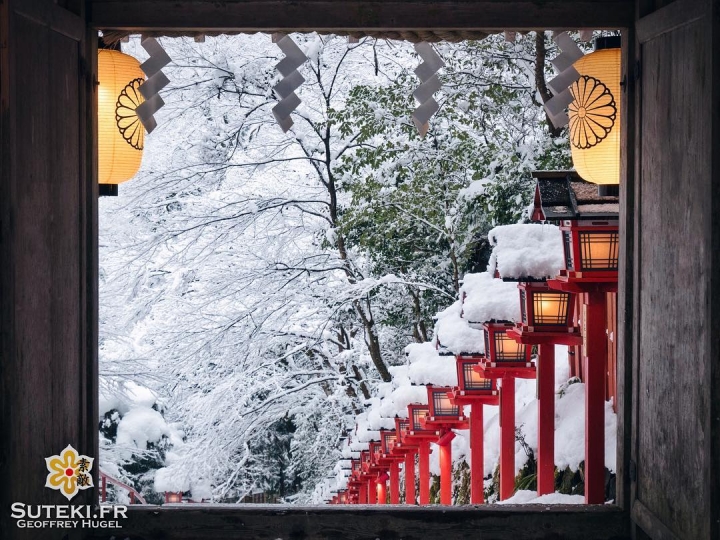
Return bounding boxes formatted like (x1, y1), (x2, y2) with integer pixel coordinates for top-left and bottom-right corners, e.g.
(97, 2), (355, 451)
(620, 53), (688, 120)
(45, 445), (94, 500)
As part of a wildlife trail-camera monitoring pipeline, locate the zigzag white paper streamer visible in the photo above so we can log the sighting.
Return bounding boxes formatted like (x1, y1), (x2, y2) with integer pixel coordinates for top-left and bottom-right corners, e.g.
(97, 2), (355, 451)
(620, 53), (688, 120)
(272, 34), (308, 132)
(136, 37), (171, 134)
(412, 42), (444, 138)
(544, 32), (584, 129)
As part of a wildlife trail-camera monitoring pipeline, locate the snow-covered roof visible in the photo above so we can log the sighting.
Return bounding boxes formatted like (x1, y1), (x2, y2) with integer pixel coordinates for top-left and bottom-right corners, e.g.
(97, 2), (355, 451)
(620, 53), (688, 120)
(352, 410), (379, 446)
(487, 223), (564, 280)
(432, 301), (485, 355)
(404, 342), (458, 386)
(532, 171), (619, 221)
(460, 272), (521, 323)
(375, 372), (428, 418)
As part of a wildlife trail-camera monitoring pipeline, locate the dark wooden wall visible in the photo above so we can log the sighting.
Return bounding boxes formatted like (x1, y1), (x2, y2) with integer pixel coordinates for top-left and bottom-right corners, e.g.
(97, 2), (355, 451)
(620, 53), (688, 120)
(619, 0), (720, 538)
(0, 1), (97, 539)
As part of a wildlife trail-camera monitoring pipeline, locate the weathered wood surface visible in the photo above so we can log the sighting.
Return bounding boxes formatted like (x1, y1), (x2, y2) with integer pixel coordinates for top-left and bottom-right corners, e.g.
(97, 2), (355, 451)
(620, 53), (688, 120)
(710, 3), (720, 540)
(615, 22), (635, 518)
(83, 504), (631, 540)
(88, 0), (635, 32)
(0, 1), (97, 539)
(635, 0), (704, 43)
(633, 6), (713, 539)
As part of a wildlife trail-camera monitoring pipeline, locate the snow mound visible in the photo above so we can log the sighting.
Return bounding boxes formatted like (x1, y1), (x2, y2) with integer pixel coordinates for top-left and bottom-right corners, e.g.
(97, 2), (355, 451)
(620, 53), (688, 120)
(154, 466), (191, 493)
(497, 490), (585, 505)
(405, 342), (457, 386)
(461, 272), (521, 323)
(115, 407), (171, 455)
(433, 301), (485, 355)
(487, 223), (564, 279)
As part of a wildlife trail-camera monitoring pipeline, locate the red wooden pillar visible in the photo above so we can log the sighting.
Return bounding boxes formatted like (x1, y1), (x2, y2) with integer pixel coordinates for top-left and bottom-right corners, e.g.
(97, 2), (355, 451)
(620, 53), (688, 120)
(537, 344), (556, 496)
(418, 440), (431, 505)
(359, 481), (368, 504)
(367, 480), (377, 504)
(438, 431), (455, 505)
(470, 402), (484, 504)
(584, 291), (607, 504)
(376, 475), (387, 504)
(499, 376), (515, 500)
(389, 461), (400, 504)
(404, 451), (416, 504)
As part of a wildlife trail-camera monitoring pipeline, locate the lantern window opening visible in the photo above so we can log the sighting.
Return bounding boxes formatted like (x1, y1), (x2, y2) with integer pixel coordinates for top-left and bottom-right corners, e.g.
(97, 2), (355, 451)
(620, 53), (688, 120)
(398, 419), (410, 438)
(382, 432), (397, 454)
(579, 231), (619, 270)
(493, 330), (527, 362)
(411, 407), (428, 431)
(431, 391), (459, 417)
(519, 289), (528, 323)
(532, 291), (570, 326)
(462, 362), (492, 391)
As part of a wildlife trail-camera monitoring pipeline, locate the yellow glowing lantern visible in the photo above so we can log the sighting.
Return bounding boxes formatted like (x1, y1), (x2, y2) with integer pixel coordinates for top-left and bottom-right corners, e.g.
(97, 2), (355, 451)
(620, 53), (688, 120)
(569, 37), (621, 185)
(98, 49), (145, 190)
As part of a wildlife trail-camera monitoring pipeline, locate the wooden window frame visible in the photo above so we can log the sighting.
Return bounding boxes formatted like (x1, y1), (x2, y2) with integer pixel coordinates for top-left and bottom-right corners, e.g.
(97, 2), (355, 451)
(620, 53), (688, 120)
(85, 2), (637, 538)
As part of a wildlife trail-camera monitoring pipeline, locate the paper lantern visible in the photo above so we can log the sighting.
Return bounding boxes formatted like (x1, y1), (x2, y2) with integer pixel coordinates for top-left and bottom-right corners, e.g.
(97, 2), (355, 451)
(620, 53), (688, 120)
(98, 49), (145, 187)
(569, 37), (621, 185)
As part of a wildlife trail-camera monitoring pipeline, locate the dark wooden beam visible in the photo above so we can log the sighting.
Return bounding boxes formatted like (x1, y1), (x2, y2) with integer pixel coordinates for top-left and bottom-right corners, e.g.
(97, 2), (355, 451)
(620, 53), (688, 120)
(83, 504), (631, 540)
(635, 0), (705, 44)
(89, 0), (634, 32)
(15, 0), (85, 40)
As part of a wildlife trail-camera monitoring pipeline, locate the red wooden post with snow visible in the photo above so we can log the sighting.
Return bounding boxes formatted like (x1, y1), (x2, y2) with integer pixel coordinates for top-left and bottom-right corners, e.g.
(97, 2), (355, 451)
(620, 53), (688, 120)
(405, 404), (438, 505)
(508, 281), (582, 496)
(536, 344), (556, 495)
(583, 291), (609, 503)
(470, 403), (484, 502)
(358, 480), (368, 504)
(368, 441), (388, 504)
(437, 430), (455, 505)
(389, 461), (400, 504)
(367, 480), (377, 504)
(359, 449), (376, 504)
(393, 417), (417, 504)
(378, 429), (403, 504)
(548, 217), (618, 504)
(499, 377), (515, 500)
(476, 322), (535, 501)
(418, 440), (431, 504)
(404, 452), (416, 504)
(424, 385), (469, 505)
(448, 356), (500, 504)
(348, 459), (363, 504)
(376, 473), (388, 504)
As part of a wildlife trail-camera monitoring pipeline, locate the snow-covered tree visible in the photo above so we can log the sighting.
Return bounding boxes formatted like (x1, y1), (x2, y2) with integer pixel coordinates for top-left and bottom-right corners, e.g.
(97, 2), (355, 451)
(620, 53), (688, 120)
(99, 31), (570, 502)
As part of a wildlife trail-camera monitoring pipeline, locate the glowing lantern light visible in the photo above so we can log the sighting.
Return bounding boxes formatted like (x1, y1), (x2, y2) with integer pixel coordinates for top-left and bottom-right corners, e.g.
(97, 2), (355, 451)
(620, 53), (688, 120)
(483, 322), (531, 364)
(164, 492), (182, 503)
(569, 37), (621, 186)
(98, 49), (145, 193)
